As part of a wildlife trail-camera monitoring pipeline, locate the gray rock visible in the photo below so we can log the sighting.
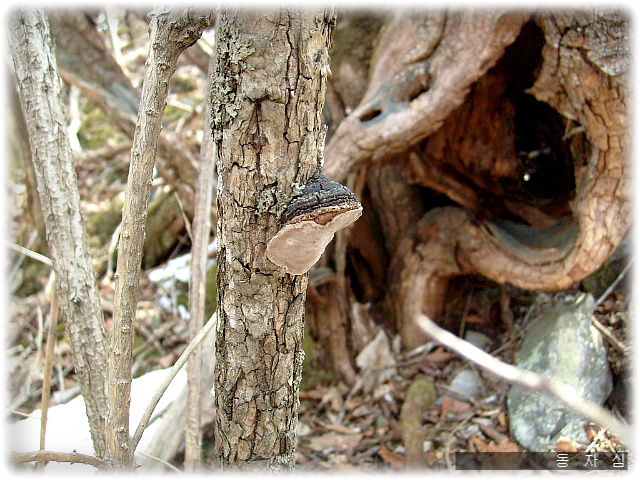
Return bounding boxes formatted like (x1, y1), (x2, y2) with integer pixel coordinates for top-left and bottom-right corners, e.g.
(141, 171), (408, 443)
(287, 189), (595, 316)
(464, 330), (492, 351)
(448, 369), (480, 399)
(507, 294), (612, 451)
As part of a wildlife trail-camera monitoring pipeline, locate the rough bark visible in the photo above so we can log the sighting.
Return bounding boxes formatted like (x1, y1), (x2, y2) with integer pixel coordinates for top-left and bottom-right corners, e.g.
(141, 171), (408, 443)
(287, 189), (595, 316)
(8, 8), (110, 458)
(211, 9), (334, 470)
(106, 7), (211, 469)
(8, 76), (48, 258)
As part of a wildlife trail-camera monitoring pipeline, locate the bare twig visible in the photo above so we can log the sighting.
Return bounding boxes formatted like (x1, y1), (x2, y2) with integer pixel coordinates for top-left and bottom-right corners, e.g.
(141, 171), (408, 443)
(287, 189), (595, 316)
(135, 323), (217, 470)
(102, 223), (121, 284)
(184, 49), (216, 470)
(130, 312), (217, 455)
(591, 316), (628, 353)
(136, 450), (182, 473)
(595, 258), (632, 308)
(77, 140), (132, 163)
(8, 241), (53, 267)
(8, 8), (110, 457)
(10, 450), (109, 471)
(173, 189), (193, 243)
(8, 231), (40, 284)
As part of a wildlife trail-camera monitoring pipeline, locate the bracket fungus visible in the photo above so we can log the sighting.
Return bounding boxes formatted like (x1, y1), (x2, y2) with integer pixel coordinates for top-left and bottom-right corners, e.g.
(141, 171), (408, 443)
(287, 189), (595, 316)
(266, 173), (362, 275)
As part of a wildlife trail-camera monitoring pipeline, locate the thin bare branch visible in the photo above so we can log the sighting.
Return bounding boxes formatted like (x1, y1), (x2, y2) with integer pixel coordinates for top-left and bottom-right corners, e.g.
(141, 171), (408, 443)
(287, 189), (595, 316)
(8, 8), (109, 457)
(106, 7), (212, 469)
(591, 316), (628, 354)
(136, 450), (183, 473)
(595, 259), (633, 308)
(10, 450), (109, 471)
(8, 241), (53, 267)
(38, 285), (60, 471)
(185, 48), (217, 471)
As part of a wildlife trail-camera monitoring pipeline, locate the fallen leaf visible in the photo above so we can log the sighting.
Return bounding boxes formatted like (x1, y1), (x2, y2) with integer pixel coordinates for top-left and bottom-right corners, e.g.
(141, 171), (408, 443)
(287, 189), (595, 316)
(472, 436), (520, 453)
(355, 330), (396, 393)
(331, 461), (362, 471)
(324, 423), (357, 435)
(497, 411), (508, 428)
(426, 450), (442, 467)
(350, 404), (371, 417)
(320, 386), (344, 411)
(377, 444), (404, 470)
(299, 387), (328, 400)
(440, 395), (472, 418)
(344, 397), (362, 410)
(373, 382), (395, 400)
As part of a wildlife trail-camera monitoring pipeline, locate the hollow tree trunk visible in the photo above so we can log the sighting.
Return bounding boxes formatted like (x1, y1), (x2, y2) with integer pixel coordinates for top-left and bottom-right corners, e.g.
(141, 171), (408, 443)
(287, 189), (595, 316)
(211, 9), (335, 470)
(310, 9), (630, 360)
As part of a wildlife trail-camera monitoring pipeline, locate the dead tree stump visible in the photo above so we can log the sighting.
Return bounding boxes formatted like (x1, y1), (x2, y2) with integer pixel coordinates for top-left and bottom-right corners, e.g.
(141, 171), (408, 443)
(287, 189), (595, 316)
(308, 9), (630, 368)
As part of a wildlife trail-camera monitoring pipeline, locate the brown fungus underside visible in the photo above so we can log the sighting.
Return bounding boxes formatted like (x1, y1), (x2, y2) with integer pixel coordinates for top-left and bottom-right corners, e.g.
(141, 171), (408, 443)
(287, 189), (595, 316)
(315, 10), (630, 355)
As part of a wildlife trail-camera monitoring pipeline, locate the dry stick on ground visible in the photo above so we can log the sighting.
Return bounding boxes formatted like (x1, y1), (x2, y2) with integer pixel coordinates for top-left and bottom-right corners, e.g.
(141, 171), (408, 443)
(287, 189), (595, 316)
(38, 285), (60, 472)
(106, 7), (212, 470)
(412, 299), (630, 444)
(8, 8), (110, 458)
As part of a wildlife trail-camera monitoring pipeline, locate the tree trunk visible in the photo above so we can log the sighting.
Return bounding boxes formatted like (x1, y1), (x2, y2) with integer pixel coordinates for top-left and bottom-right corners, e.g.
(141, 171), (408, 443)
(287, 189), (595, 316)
(8, 8), (110, 458)
(211, 9), (335, 470)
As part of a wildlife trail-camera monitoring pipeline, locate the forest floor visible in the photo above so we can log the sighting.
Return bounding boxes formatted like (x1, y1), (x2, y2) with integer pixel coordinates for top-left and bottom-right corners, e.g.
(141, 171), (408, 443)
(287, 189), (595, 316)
(292, 287), (630, 472)
(7, 244), (630, 472)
